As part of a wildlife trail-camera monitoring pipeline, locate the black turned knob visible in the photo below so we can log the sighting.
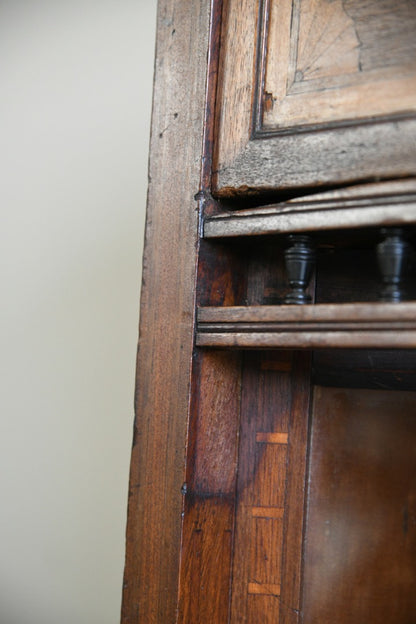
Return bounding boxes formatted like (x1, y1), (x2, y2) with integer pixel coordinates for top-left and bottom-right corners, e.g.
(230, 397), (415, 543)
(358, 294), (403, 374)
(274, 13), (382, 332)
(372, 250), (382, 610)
(284, 235), (315, 304)
(376, 228), (409, 302)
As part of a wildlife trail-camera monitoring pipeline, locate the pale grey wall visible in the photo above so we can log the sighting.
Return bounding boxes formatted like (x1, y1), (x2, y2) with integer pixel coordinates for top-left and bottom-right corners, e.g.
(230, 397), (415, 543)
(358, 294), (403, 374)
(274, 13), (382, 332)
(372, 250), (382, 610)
(0, 1), (157, 622)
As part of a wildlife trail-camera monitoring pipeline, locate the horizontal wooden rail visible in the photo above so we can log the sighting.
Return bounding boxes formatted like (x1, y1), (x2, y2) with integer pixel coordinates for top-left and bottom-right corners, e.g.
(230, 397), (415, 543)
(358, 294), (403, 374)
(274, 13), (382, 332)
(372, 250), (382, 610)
(204, 190), (416, 239)
(196, 302), (416, 349)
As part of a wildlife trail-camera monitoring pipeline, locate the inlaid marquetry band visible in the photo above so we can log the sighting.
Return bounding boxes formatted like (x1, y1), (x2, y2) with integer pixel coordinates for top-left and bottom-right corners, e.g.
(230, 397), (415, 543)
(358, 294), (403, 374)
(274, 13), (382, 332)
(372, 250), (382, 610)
(256, 432), (288, 444)
(248, 582), (281, 596)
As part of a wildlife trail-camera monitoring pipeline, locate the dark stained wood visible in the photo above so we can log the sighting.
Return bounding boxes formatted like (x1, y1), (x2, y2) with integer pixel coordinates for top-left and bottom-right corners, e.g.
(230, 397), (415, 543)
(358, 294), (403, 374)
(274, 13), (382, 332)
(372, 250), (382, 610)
(245, 238), (293, 306)
(120, 1), (212, 622)
(303, 386), (416, 623)
(316, 242), (416, 304)
(278, 353), (312, 623)
(229, 352), (312, 623)
(178, 350), (242, 623)
(197, 240), (248, 307)
(196, 303), (416, 349)
(230, 352), (293, 623)
(313, 349), (416, 391)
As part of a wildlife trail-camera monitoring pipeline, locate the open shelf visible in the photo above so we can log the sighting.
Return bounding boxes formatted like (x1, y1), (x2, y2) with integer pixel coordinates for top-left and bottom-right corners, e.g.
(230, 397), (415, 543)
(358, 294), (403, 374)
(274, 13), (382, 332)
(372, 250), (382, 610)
(196, 302), (416, 349)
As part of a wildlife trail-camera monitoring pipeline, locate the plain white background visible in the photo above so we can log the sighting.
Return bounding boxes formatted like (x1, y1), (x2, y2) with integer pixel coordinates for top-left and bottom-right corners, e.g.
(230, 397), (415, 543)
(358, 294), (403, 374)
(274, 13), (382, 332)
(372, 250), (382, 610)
(1, 1), (157, 622)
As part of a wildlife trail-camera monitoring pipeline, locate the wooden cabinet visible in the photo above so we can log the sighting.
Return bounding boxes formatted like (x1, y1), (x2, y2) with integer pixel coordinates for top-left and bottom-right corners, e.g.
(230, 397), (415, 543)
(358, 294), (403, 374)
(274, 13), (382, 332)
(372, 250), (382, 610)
(121, 1), (416, 622)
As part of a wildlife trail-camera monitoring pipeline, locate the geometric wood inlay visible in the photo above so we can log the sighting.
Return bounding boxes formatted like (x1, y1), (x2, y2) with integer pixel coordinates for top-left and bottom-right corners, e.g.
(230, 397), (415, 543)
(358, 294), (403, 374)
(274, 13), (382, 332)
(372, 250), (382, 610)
(256, 432), (289, 444)
(229, 353), (292, 623)
(261, 0), (416, 130)
(229, 352), (311, 624)
(248, 583), (281, 596)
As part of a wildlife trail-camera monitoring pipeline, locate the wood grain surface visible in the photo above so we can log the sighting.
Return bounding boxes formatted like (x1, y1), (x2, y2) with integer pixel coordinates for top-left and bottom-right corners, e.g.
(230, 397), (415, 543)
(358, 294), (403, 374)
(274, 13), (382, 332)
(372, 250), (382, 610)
(303, 386), (416, 623)
(263, 0), (416, 129)
(120, 1), (212, 621)
(197, 303), (416, 349)
(214, 0), (416, 195)
(178, 350), (242, 623)
(122, 0), (416, 621)
(229, 352), (312, 623)
(204, 180), (416, 238)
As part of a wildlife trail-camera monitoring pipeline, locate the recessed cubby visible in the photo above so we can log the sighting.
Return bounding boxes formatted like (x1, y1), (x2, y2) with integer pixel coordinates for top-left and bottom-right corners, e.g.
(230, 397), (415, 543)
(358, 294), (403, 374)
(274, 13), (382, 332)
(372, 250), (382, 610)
(196, 215), (416, 348)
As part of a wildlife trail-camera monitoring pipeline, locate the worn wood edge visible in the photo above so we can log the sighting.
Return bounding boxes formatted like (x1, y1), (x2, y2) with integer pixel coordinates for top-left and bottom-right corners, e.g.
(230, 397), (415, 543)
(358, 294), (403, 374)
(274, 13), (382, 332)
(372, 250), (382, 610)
(197, 302), (416, 348)
(198, 302), (416, 323)
(213, 0), (258, 171)
(199, 322), (416, 333)
(195, 331), (416, 349)
(213, 118), (416, 194)
(212, 184), (416, 216)
(204, 199), (416, 237)
(213, 0), (416, 194)
(288, 179), (416, 203)
(121, 1), (212, 622)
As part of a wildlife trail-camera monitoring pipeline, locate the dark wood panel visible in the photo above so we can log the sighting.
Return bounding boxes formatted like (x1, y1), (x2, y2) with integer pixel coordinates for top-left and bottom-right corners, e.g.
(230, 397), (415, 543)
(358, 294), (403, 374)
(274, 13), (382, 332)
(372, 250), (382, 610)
(278, 352), (312, 624)
(313, 349), (416, 391)
(303, 386), (416, 623)
(178, 350), (242, 623)
(229, 352), (312, 624)
(197, 239), (249, 307)
(178, 352), (241, 624)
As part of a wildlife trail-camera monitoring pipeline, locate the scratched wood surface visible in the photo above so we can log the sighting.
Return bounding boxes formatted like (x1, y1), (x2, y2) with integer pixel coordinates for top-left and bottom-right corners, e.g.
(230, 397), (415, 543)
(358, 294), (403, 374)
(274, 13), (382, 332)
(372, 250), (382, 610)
(303, 386), (416, 623)
(214, 0), (416, 195)
(120, 1), (212, 621)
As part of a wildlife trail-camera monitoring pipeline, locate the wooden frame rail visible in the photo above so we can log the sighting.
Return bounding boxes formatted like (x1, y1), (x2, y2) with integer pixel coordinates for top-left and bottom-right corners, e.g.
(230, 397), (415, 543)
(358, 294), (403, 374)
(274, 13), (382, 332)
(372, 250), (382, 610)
(204, 191), (416, 239)
(196, 302), (416, 348)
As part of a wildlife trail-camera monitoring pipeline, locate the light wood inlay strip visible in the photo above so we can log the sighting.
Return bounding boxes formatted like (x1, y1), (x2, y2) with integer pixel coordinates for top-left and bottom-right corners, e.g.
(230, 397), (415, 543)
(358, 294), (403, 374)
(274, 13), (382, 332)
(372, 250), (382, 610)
(252, 507), (284, 518)
(256, 432), (288, 444)
(248, 582), (281, 596)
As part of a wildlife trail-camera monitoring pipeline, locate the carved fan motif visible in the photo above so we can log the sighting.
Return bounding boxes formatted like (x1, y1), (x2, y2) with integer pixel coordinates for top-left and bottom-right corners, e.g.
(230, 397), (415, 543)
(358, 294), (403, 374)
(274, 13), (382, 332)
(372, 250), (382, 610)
(291, 0), (360, 86)
(261, 0), (416, 128)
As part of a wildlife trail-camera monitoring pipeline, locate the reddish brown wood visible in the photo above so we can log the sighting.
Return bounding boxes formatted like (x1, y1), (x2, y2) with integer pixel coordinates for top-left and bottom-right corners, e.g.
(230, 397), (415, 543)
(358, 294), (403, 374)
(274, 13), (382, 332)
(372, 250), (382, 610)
(228, 351), (312, 624)
(120, 1), (212, 622)
(278, 353), (312, 623)
(122, 0), (416, 622)
(178, 350), (242, 623)
(303, 386), (416, 623)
